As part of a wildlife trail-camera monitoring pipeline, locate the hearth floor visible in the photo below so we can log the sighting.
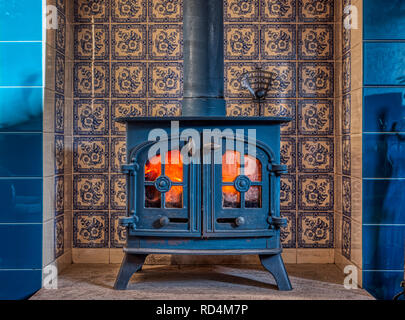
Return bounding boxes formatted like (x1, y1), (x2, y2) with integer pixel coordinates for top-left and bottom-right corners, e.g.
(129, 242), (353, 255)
(30, 264), (374, 300)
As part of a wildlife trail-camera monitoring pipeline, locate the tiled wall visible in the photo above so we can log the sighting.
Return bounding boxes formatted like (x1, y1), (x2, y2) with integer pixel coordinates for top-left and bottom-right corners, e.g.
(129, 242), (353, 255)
(362, 0), (405, 300)
(0, 1), (44, 299)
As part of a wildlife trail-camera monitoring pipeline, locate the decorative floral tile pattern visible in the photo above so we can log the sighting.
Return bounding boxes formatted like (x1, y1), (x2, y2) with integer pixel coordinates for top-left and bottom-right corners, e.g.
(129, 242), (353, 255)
(280, 174), (296, 210)
(55, 135), (65, 175)
(73, 99), (109, 135)
(298, 62), (334, 98)
(73, 137), (109, 173)
(226, 100), (257, 116)
(260, 0), (296, 22)
(111, 100), (147, 135)
(342, 215), (351, 259)
(74, 62), (109, 98)
(56, 0), (66, 13)
(110, 174), (127, 210)
(55, 215), (64, 258)
(342, 0), (351, 55)
(148, 24), (183, 60)
(298, 137), (334, 173)
(111, 0), (147, 22)
(148, 62), (183, 98)
(73, 212), (109, 248)
(261, 24), (296, 60)
(55, 93), (65, 134)
(55, 176), (64, 216)
(73, 174), (109, 210)
(298, 24), (333, 60)
(280, 211), (296, 248)
(342, 52), (351, 95)
(298, 0), (334, 22)
(298, 212), (334, 248)
(262, 99), (296, 135)
(55, 52), (65, 94)
(148, 0), (183, 22)
(224, 62), (257, 98)
(297, 99), (333, 135)
(342, 94), (351, 134)
(298, 174), (334, 210)
(110, 212), (127, 248)
(342, 176), (351, 217)
(74, 0), (110, 23)
(263, 62), (296, 98)
(111, 137), (127, 173)
(74, 24), (109, 60)
(342, 135), (351, 175)
(224, 25), (259, 60)
(112, 62), (147, 98)
(148, 100), (182, 116)
(111, 24), (147, 60)
(281, 137), (296, 172)
(224, 0), (259, 22)
(56, 11), (66, 54)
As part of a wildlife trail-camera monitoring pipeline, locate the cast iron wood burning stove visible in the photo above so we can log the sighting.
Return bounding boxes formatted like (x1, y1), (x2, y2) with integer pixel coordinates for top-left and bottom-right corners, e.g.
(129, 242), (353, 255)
(114, 0), (292, 291)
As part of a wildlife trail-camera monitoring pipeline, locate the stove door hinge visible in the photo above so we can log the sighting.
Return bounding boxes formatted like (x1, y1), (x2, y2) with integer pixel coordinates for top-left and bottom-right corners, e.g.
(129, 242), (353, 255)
(269, 164), (287, 176)
(119, 213), (139, 231)
(267, 216), (287, 229)
(121, 162), (139, 174)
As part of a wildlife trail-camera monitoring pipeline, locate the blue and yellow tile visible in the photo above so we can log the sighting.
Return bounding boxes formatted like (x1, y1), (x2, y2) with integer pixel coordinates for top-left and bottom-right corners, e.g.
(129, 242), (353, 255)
(148, 24), (183, 60)
(280, 174), (296, 210)
(298, 137), (334, 173)
(298, 0), (334, 22)
(341, 215), (351, 259)
(342, 176), (351, 217)
(263, 62), (296, 98)
(111, 0), (147, 22)
(111, 100), (147, 135)
(74, 24), (109, 60)
(226, 100), (257, 116)
(55, 135), (65, 175)
(73, 211), (109, 248)
(54, 215), (65, 258)
(224, 0), (259, 22)
(342, 135), (351, 175)
(281, 136), (296, 172)
(261, 24), (296, 60)
(73, 99), (109, 135)
(55, 51), (65, 94)
(73, 174), (109, 210)
(298, 62), (334, 98)
(55, 93), (65, 134)
(55, 175), (64, 216)
(74, 62), (110, 98)
(73, 137), (109, 173)
(148, 0), (183, 23)
(224, 62), (257, 98)
(262, 99), (296, 135)
(224, 24), (259, 60)
(298, 174), (334, 210)
(297, 99), (333, 135)
(148, 100), (182, 116)
(281, 211), (297, 248)
(260, 0), (296, 22)
(298, 212), (334, 248)
(342, 93), (351, 134)
(148, 62), (183, 98)
(110, 211), (127, 248)
(110, 174), (127, 210)
(74, 0), (110, 23)
(111, 62), (147, 98)
(110, 137), (127, 173)
(298, 24), (333, 60)
(111, 24), (147, 60)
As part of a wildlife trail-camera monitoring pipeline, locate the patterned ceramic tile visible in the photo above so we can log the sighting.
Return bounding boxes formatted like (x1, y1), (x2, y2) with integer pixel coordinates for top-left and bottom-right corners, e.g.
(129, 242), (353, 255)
(280, 174), (296, 210)
(260, 0), (296, 22)
(342, 51), (351, 95)
(111, 100), (147, 135)
(110, 174), (127, 210)
(224, 62), (257, 98)
(55, 93), (65, 134)
(148, 62), (183, 98)
(263, 62), (296, 98)
(55, 215), (64, 258)
(226, 100), (258, 116)
(74, 24), (109, 60)
(55, 175), (64, 216)
(298, 212), (334, 248)
(342, 215), (351, 259)
(342, 93), (351, 134)
(73, 137), (109, 173)
(298, 62), (334, 98)
(74, 0), (110, 23)
(297, 99), (333, 135)
(73, 174), (109, 210)
(280, 211), (296, 248)
(262, 99), (296, 135)
(342, 175), (351, 217)
(298, 24), (333, 60)
(224, 24), (259, 60)
(148, 24), (183, 60)
(260, 24), (296, 60)
(298, 174), (334, 210)
(280, 137), (296, 172)
(298, 0), (334, 22)
(74, 62), (109, 98)
(55, 135), (65, 175)
(298, 137), (334, 173)
(342, 135), (351, 175)
(148, 0), (183, 23)
(224, 0), (259, 22)
(55, 51), (65, 94)
(148, 100), (182, 116)
(111, 24), (147, 60)
(56, 0), (66, 13)
(112, 62), (147, 98)
(56, 10), (66, 54)
(73, 212), (109, 248)
(111, 137), (127, 173)
(73, 99), (109, 135)
(111, 0), (147, 22)
(342, 0), (351, 55)
(110, 211), (127, 248)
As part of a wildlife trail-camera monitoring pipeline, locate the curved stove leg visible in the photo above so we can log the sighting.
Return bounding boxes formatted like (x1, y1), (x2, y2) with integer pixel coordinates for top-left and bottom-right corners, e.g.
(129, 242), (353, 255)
(259, 253), (292, 291)
(114, 253), (147, 290)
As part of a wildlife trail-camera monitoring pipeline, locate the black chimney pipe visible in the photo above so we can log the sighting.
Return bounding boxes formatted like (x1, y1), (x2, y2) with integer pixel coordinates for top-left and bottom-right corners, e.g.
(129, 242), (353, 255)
(182, 0), (226, 116)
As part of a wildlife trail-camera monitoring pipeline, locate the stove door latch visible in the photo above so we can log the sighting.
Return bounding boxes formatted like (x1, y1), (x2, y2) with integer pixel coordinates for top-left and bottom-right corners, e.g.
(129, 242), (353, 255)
(269, 164), (287, 176)
(121, 163), (139, 174)
(119, 214), (139, 230)
(267, 216), (287, 229)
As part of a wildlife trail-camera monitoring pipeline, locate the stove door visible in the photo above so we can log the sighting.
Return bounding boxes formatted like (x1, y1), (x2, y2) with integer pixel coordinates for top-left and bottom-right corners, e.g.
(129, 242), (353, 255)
(203, 137), (276, 237)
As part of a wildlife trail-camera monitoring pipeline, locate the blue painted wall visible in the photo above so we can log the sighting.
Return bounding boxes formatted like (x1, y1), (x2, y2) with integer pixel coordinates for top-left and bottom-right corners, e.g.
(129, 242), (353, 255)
(0, 0), (43, 299)
(362, 0), (405, 300)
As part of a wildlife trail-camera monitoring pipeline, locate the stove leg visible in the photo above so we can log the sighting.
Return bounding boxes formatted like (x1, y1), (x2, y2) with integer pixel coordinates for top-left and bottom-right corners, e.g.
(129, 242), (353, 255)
(114, 253), (147, 290)
(259, 254), (292, 291)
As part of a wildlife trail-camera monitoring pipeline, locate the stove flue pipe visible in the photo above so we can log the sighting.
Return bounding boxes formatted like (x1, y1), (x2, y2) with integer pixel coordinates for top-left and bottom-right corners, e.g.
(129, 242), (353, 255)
(182, 0), (226, 116)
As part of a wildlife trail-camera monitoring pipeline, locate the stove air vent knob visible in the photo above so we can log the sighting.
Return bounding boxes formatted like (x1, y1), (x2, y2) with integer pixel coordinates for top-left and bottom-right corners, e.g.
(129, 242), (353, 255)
(159, 216), (170, 227)
(235, 216), (245, 226)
